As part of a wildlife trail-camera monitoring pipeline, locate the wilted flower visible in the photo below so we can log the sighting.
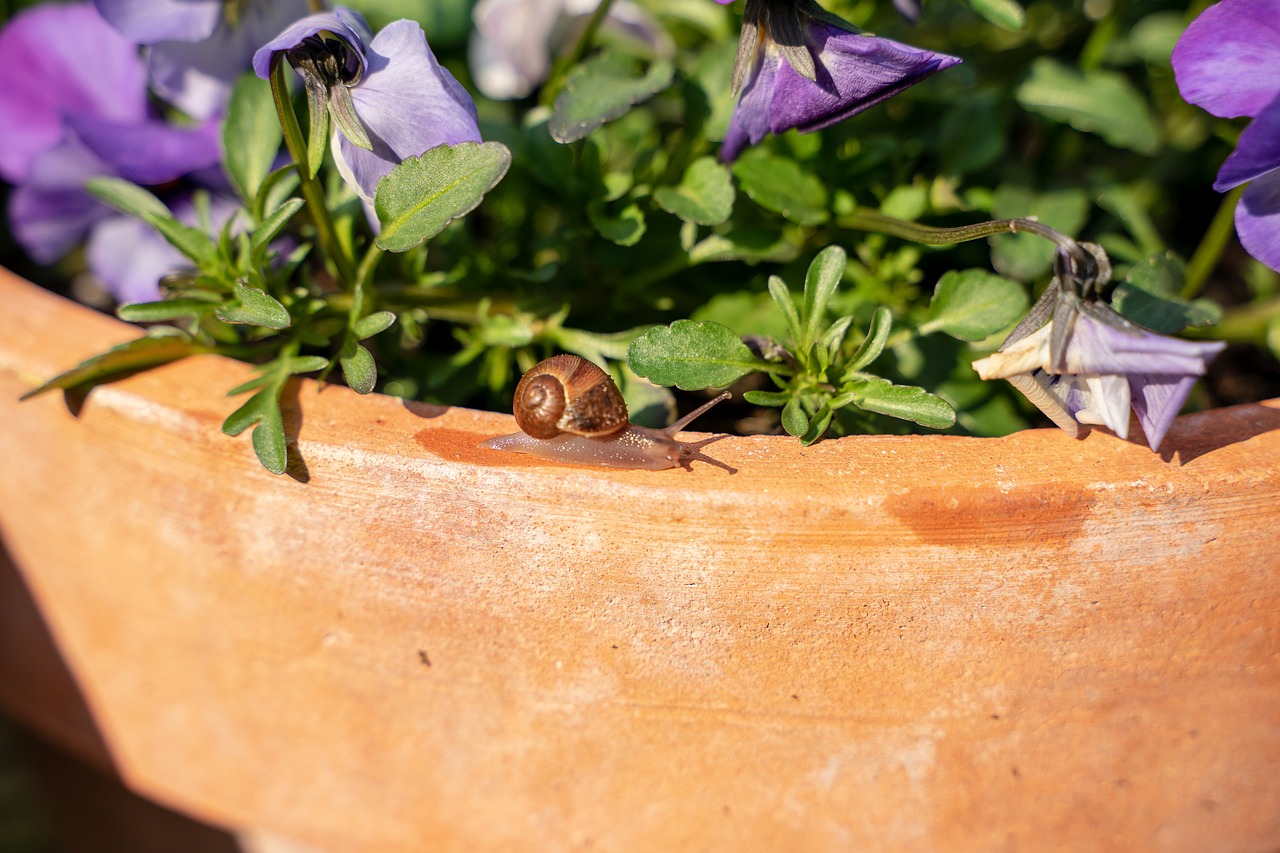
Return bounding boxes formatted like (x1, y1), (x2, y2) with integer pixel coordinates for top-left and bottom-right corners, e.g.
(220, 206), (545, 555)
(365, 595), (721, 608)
(468, 0), (668, 100)
(719, 0), (960, 161)
(254, 10), (481, 203)
(973, 246), (1225, 451)
(0, 3), (222, 299)
(1172, 0), (1280, 273)
(93, 0), (310, 120)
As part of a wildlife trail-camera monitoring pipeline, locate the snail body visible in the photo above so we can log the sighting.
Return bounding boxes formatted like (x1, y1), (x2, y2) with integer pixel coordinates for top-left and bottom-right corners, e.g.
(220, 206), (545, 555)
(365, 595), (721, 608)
(479, 354), (729, 470)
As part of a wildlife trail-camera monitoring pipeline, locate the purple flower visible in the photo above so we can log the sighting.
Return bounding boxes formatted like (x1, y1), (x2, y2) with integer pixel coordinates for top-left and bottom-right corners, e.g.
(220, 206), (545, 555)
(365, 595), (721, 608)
(721, 0), (960, 161)
(972, 296), (1225, 451)
(1172, 0), (1280, 272)
(93, 0), (310, 120)
(0, 3), (222, 285)
(468, 0), (668, 100)
(254, 11), (481, 203)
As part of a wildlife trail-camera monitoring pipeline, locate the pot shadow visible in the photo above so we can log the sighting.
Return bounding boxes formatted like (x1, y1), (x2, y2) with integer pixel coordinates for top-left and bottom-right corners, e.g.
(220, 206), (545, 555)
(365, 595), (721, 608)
(0, 535), (246, 852)
(397, 398), (450, 420)
(1154, 401), (1280, 465)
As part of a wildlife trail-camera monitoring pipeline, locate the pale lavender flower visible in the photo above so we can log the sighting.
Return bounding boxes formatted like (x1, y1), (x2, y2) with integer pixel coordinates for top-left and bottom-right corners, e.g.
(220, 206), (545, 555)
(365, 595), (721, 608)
(973, 288), (1225, 451)
(1172, 0), (1280, 272)
(93, 0), (310, 120)
(254, 11), (481, 203)
(0, 3), (221, 281)
(721, 0), (960, 161)
(468, 0), (667, 100)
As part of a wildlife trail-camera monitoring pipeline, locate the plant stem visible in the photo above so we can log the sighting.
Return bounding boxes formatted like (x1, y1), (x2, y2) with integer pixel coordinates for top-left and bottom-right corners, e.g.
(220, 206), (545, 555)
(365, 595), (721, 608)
(269, 55), (358, 289)
(1183, 185), (1244, 299)
(540, 0), (618, 106)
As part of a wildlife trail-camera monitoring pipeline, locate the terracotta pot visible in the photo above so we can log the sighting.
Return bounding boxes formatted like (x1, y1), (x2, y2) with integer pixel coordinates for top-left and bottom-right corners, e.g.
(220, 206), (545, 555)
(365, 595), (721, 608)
(1, 265), (1278, 851)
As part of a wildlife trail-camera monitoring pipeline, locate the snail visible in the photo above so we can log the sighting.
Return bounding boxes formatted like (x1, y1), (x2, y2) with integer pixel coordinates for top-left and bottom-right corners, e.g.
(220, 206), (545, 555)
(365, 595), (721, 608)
(479, 354), (730, 470)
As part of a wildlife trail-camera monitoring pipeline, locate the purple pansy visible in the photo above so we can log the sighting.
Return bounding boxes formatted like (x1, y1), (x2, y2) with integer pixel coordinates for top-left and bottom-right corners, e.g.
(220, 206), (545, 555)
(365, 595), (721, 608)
(254, 10), (481, 204)
(0, 3), (222, 299)
(721, 0), (960, 162)
(972, 296), (1225, 452)
(468, 0), (667, 100)
(93, 0), (310, 120)
(1172, 0), (1280, 272)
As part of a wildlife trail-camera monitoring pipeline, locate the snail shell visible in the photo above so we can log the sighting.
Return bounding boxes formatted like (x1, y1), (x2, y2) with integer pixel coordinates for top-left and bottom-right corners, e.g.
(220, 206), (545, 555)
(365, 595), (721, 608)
(513, 354), (629, 440)
(480, 354), (731, 470)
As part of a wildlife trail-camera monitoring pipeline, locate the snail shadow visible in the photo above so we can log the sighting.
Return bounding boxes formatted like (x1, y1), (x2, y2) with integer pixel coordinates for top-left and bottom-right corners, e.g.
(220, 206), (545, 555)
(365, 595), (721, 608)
(1156, 400), (1280, 465)
(681, 434), (738, 475)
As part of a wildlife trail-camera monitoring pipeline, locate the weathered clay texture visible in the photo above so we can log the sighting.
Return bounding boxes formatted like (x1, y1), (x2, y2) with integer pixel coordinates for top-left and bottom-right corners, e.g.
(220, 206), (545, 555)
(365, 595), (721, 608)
(1, 268), (1278, 851)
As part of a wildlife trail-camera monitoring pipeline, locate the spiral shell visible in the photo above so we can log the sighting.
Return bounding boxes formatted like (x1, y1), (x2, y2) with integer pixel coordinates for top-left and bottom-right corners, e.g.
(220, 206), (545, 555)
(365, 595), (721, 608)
(512, 355), (629, 440)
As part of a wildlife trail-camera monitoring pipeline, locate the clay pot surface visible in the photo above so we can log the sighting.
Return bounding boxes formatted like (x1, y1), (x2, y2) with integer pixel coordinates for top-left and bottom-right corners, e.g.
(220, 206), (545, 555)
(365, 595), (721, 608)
(1, 267), (1278, 851)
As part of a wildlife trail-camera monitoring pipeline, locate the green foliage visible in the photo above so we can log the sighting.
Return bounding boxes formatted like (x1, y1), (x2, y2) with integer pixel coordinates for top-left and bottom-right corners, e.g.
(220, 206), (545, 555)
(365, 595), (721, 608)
(11, 0), (1249, 473)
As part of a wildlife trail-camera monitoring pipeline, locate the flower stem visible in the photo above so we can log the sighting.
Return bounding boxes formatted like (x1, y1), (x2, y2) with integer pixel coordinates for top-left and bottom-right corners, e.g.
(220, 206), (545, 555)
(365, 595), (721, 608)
(540, 0), (618, 107)
(1182, 185), (1244, 299)
(269, 55), (358, 289)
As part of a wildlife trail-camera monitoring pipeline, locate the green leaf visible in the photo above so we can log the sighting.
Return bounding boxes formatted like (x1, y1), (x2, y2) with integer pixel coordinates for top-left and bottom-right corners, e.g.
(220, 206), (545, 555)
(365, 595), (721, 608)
(923, 269), (1028, 341)
(216, 283), (291, 329)
(249, 198), (304, 256)
(845, 377), (956, 429)
(340, 342), (377, 394)
(732, 150), (829, 225)
(1112, 253), (1222, 333)
(588, 197), (646, 246)
(223, 74), (284, 203)
(116, 299), (220, 322)
(688, 226), (801, 264)
(87, 177), (217, 265)
(767, 275), (803, 344)
(800, 403), (833, 445)
(846, 306), (892, 374)
(374, 142), (512, 252)
(781, 396), (810, 436)
(1016, 58), (1160, 154)
(353, 311), (397, 340)
(223, 387), (288, 474)
(628, 320), (768, 389)
(654, 157), (734, 226)
(20, 335), (202, 400)
(743, 389), (791, 407)
(801, 245), (846, 351)
(967, 0), (1026, 30)
(286, 355), (330, 374)
(549, 53), (675, 143)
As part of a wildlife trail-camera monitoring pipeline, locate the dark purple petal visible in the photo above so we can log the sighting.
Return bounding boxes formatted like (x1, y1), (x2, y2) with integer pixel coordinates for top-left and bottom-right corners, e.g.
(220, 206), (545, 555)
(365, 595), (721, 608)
(774, 24), (960, 135)
(1172, 0), (1280, 119)
(252, 8), (371, 79)
(7, 138), (114, 263)
(92, 0), (220, 44)
(721, 50), (780, 161)
(1129, 373), (1209, 452)
(1214, 97), (1280, 190)
(68, 114), (223, 184)
(720, 22), (959, 161)
(147, 0), (311, 119)
(1235, 168), (1280, 272)
(332, 20), (481, 202)
(0, 2), (148, 182)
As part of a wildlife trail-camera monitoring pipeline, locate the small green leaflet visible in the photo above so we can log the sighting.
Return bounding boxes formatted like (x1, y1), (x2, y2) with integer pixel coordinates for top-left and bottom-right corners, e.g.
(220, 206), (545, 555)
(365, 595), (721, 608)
(223, 74), (284, 203)
(628, 320), (770, 389)
(549, 53), (675, 144)
(845, 376), (956, 430)
(922, 269), (1027, 341)
(732, 150), (829, 226)
(1016, 58), (1160, 155)
(654, 157), (735, 226)
(374, 142), (512, 253)
(20, 335), (205, 400)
